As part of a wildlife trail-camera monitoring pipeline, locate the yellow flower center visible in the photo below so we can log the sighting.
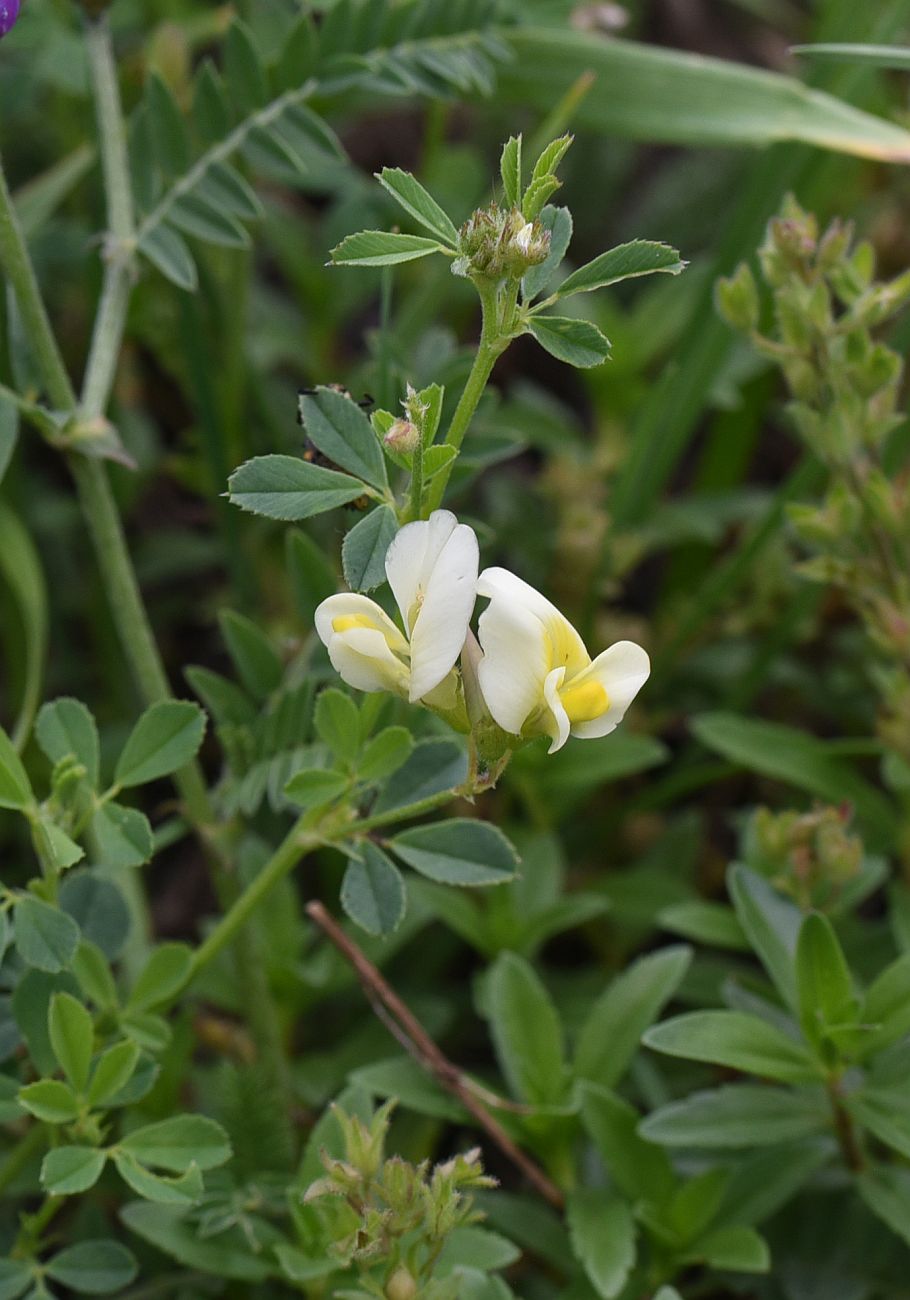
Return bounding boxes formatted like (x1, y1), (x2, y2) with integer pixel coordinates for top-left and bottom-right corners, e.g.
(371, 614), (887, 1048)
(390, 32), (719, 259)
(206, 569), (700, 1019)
(560, 679), (609, 724)
(332, 614), (380, 633)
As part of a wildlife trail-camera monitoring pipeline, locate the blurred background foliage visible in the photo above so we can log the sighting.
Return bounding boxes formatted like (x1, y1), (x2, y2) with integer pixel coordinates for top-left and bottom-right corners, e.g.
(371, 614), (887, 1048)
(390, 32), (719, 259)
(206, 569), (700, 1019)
(4, 0), (910, 1296)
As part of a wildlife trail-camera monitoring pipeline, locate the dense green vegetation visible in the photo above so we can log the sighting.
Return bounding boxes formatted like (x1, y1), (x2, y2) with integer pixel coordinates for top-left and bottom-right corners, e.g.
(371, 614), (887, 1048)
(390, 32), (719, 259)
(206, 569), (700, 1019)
(3, 1), (910, 1296)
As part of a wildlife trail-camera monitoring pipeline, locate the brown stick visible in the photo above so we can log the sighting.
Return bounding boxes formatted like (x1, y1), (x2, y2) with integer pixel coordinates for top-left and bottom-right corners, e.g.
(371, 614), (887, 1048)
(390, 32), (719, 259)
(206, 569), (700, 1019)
(306, 900), (565, 1210)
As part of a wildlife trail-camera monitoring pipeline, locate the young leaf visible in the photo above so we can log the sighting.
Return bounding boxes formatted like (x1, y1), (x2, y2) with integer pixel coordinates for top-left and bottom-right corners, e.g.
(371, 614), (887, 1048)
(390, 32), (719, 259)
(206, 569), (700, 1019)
(228, 455), (368, 520)
(48, 991), (94, 1092)
(796, 912), (855, 1049)
(640, 1083), (829, 1148)
(0, 724), (32, 809)
(35, 698), (100, 787)
(567, 1189), (636, 1300)
(58, 874), (130, 961)
(861, 951), (910, 1054)
(118, 1114), (231, 1172)
(112, 1153), (204, 1206)
(45, 1240), (138, 1295)
(371, 739), (467, 814)
(574, 945), (691, 1088)
(376, 167), (459, 246)
(529, 134), (573, 186)
(556, 239), (685, 298)
(219, 609), (284, 700)
(390, 819), (519, 887)
(14, 897), (80, 973)
(284, 768), (348, 809)
(224, 19), (267, 113)
(643, 1011), (820, 1083)
(330, 230), (446, 267)
(728, 864), (801, 1012)
(18, 1078), (80, 1123)
(658, 900), (749, 950)
(342, 506), (398, 592)
(314, 687), (361, 764)
(138, 225), (198, 291)
(579, 1083), (675, 1206)
(88, 1040), (141, 1108)
(127, 944), (193, 1014)
(358, 727), (414, 782)
(0, 1261), (30, 1300)
(527, 315), (611, 367)
(92, 802), (154, 869)
(487, 952), (566, 1105)
(41, 1145), (106, 1195)
(500, 134), (522, 207)
(114, 701), (206, 788)
(687, 1225), (769, 1272)
(522, 205), (573, 301)
(299, 387), (389, 491)
(341, 843), (407, 937)
(168, 194), (249, 248)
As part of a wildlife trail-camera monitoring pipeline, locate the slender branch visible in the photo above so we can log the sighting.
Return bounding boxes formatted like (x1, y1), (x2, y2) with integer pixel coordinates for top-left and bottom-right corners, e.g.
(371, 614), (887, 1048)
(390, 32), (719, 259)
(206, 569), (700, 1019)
(189, 819), (321, 978)
(345, 787), (463, 836)
(826, 1076), (865, 1173)
(425, 280), (504, 511)
(0, 156), (75, 410)
(81, 13), (135, 418)
(306, 900), (565, 1211)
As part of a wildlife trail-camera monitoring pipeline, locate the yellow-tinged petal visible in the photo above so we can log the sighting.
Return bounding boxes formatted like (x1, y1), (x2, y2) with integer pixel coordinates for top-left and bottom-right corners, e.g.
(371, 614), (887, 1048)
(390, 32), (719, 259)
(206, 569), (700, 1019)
(315, 593), (408, 655)
(567, 641), (650, 740)
(476, 588), (551, 734)
(560, 678), (609, 724)
(325, 626), (409, 696)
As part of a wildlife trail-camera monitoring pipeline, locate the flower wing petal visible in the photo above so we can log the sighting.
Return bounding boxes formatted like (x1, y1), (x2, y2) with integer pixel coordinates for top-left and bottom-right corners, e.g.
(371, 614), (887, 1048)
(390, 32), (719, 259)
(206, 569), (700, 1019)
(543, 666), (571, 753)
(326, 626), (409, 695)
(385, 509), (459, 632)
(477, 592), (550, 734)
(408, 522), (479, 701)
(568, 640), (650, 739)
(315, 593), (408, 654)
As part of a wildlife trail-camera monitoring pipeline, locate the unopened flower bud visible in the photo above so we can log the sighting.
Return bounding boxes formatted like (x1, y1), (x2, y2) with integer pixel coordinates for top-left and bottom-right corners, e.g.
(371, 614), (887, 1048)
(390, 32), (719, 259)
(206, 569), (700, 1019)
(0, 0), (21, 37)
(716, 263), (759, 333)
(384, 418), (419, 455)
(385, 1267), (418, 1300)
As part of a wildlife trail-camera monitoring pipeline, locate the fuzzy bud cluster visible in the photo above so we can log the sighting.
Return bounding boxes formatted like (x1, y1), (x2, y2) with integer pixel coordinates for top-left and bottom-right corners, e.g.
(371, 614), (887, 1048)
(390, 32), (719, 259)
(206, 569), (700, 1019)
(746, 804), (863, 910)
(455, 203), (550, 279)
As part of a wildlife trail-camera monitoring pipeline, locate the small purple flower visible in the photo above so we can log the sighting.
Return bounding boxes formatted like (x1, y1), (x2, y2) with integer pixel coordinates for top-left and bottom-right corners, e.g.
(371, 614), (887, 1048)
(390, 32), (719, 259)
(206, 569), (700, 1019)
(0, 0), (21, 38)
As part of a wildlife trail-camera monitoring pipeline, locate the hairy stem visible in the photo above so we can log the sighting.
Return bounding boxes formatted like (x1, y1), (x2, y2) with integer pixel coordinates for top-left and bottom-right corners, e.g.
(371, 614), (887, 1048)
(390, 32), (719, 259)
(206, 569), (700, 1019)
(426, 279), (504, 510)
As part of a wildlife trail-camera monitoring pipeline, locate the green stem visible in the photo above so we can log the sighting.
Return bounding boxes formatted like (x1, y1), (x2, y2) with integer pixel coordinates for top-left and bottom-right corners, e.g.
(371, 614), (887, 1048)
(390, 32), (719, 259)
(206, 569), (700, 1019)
(407, 424), (425, 521)
(346, 788), (461, 836)
(190, 819), (320, 979)
(0, 156), (75, 410)
(81, 13), (134, 419)
(425, 280), (504, 511)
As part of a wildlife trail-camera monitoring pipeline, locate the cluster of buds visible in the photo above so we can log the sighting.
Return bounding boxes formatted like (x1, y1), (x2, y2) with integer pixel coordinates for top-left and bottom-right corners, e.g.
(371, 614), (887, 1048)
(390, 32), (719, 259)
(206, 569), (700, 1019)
(718, 198), (910, 762)
(454, 203), (550, 280)
(304, 1103), (497, 1297)
(745, 804), (863, 910)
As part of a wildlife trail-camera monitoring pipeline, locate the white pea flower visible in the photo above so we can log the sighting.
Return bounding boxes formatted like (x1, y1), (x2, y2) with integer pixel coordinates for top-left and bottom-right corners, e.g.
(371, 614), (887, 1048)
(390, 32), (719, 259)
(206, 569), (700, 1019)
(315, 509), (479, 704)
(476, 567), (650, 754)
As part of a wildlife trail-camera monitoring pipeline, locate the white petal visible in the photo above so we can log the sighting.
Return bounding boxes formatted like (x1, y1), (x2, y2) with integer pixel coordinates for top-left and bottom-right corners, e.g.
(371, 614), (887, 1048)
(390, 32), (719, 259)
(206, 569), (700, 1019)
(385, 509), (459, 632)
(477, 567), (588, 676)
(326, 626), (409, 695)
(314, 593), (408, 655)
(567, 640), (650, 740)
(408, 522), (479, 701)
(542, 666), (570, 753)
(476, 593), (550, 734)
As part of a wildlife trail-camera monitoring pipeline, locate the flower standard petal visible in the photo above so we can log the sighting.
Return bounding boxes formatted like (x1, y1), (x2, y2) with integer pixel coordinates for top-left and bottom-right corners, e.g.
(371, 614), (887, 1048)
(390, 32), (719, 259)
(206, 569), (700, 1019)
(325, 626), (410, 695)
(476, 593), (550, 734)
(478, 567), (588, 676)
(385, 509), (459, 632)
(408, 521), (479, 701)
(566, 641), (650, 739)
